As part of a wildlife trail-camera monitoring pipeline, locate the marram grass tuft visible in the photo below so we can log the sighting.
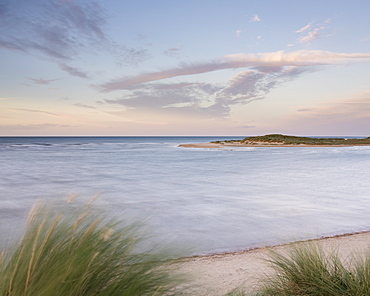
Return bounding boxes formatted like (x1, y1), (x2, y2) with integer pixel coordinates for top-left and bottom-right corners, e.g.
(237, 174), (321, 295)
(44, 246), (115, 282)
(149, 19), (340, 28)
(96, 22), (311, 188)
(0, 199), (185, 296)
(254, 242), (370, 296)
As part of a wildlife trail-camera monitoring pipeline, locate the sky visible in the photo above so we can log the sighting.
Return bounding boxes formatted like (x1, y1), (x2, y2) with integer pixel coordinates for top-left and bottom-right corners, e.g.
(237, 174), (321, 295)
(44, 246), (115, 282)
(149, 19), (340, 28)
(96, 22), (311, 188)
(1, 0), (370, 136)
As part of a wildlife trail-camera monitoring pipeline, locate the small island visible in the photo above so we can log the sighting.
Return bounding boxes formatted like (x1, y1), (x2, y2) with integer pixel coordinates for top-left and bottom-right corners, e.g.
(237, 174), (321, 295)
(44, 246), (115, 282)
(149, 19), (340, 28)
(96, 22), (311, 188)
(179, 134), (370, 148)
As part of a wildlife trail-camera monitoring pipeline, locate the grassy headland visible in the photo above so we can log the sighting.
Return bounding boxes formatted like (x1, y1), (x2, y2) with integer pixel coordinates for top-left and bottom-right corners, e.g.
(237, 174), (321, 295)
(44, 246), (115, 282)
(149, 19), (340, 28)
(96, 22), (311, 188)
(212, 134), (370, 146)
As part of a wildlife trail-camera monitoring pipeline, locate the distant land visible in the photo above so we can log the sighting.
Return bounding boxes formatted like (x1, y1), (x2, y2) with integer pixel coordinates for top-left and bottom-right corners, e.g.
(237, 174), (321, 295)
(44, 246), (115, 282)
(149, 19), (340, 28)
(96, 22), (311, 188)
(179, 134), (370, 148)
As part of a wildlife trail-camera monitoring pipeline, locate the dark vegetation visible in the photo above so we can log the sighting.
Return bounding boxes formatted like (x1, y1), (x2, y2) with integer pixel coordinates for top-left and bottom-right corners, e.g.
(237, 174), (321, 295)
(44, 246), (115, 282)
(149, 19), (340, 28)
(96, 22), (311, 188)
(213, 134), (370, 145)
(250, 243), (370, 296)
(242, 134), (370, 145)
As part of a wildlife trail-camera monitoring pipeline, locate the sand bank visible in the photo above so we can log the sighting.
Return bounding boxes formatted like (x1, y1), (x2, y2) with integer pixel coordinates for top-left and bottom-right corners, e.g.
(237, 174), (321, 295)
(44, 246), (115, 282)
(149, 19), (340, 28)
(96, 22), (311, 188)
(173, 231), (370, 295)
(178, 142), (370, 149)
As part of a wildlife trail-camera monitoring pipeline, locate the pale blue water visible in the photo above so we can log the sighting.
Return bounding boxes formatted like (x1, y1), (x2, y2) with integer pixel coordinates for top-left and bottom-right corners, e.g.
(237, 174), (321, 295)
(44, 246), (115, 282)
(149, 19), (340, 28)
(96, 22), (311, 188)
(1, 136), (370, 256)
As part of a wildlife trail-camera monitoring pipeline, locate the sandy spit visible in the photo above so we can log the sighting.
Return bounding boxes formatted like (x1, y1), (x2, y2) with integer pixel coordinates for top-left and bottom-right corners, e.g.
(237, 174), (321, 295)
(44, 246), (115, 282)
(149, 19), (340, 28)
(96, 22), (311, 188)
(172, 231), (370, 295)
(178, 142), (370, 148)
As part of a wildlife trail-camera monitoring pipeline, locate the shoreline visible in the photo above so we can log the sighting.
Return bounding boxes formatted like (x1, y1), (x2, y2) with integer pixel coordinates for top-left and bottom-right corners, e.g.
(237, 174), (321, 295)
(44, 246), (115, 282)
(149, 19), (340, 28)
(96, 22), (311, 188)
(178, 142), (370, 148)
(174, 230), (370, 295)
(184, 229), (370, 259)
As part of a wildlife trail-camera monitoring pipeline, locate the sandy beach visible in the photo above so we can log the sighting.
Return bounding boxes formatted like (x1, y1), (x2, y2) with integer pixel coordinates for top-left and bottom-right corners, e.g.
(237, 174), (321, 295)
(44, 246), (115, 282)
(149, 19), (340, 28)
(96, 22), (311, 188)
(174, 231), (370, 295)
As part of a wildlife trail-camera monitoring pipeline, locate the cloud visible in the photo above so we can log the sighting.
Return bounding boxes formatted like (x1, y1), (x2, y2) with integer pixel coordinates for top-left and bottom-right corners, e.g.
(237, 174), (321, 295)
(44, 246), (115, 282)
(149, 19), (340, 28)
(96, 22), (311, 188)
(149, 82), (195, 90)
(224, 71), (264, 96)
(59, 64), (89, 78)
(297, 108), (314, 112)
(102, 65), (311, 120)
(163, 45), (183, 57)
(104, 82), (230, 119)
(223, 66), (312, 104)
(0, 0), (150, 76)
(250, 14), (261, 22)
(299, 29), (320, 43)
(0, 0), (107, 59)
(9, 108), (62, 117)
(114, 45), (151, 67)
(0, 0), (110, 80)
(99, 49), (370, 124)
(235, 30), (242, 37)
(28, 77), (61, 85)
(99, 50), (370, 121)
(295, 23), (311, 33)
(105, 83), (213, 109)
(60, 96), (71, 101)
(99, 50), (370, 92)
(0, 123), (74, 131)
(73, 103), (97, 109)
(295, 20), (330, 44)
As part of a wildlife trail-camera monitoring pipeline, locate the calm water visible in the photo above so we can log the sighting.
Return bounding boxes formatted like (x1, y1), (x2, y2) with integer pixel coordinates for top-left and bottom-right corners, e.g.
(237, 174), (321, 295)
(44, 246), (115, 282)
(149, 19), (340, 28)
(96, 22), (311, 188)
(1, 136), (370, 256)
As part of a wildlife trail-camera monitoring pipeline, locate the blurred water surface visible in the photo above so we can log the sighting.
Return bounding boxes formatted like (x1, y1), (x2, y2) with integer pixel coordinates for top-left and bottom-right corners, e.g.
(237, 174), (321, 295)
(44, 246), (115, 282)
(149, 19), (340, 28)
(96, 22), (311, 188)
(1, 136), (370, 255)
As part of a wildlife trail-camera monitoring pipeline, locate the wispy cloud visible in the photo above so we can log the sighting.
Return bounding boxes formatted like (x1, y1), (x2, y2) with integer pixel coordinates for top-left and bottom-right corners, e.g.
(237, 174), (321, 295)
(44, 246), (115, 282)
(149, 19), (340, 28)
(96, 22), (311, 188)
(0, 0), (107, 60)
(297, 108), (314, 112)
(0, 0), (149, 77)
(295, 23), (311, 33)
(100, 50), (370, 121)
(298, 28), (320, 43)
(114, 45), (150, 67)
(73, 103), (97, 109)
(104, 82), (228, 119)
(250, 14), (261, 22)
(0, 0), (109, 80)
(28, 77), (61, 85)
(235, 30), (242, 37)
(99, 50), (370, 92)
(102, 66), (310, 119)
(0, 123), (74, 131)
(294, 19), (330, 44)
(59, 64), (89, 78)
(163, 45), (183, 57)
(9, 108), (62, 117)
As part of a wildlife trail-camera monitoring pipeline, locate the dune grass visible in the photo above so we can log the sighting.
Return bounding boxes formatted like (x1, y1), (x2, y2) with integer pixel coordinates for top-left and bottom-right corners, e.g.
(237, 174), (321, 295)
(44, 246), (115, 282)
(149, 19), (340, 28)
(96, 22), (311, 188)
(0, 199), (185, 296)
(252, 242), (370, 296)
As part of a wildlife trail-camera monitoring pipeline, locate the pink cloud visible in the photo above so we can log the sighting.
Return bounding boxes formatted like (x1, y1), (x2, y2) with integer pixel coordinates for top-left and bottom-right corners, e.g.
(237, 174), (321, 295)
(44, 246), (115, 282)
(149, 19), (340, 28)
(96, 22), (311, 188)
(99, 50), (370, 92)
(28, 77), (61, 85)
(299, 29), (320, 43)
(295, 23), (311, 33)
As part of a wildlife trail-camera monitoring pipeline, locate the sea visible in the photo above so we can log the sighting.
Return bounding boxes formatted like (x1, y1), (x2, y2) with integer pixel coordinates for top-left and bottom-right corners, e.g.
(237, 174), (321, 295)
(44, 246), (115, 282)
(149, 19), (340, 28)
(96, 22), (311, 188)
(1, 136), (370, 256)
